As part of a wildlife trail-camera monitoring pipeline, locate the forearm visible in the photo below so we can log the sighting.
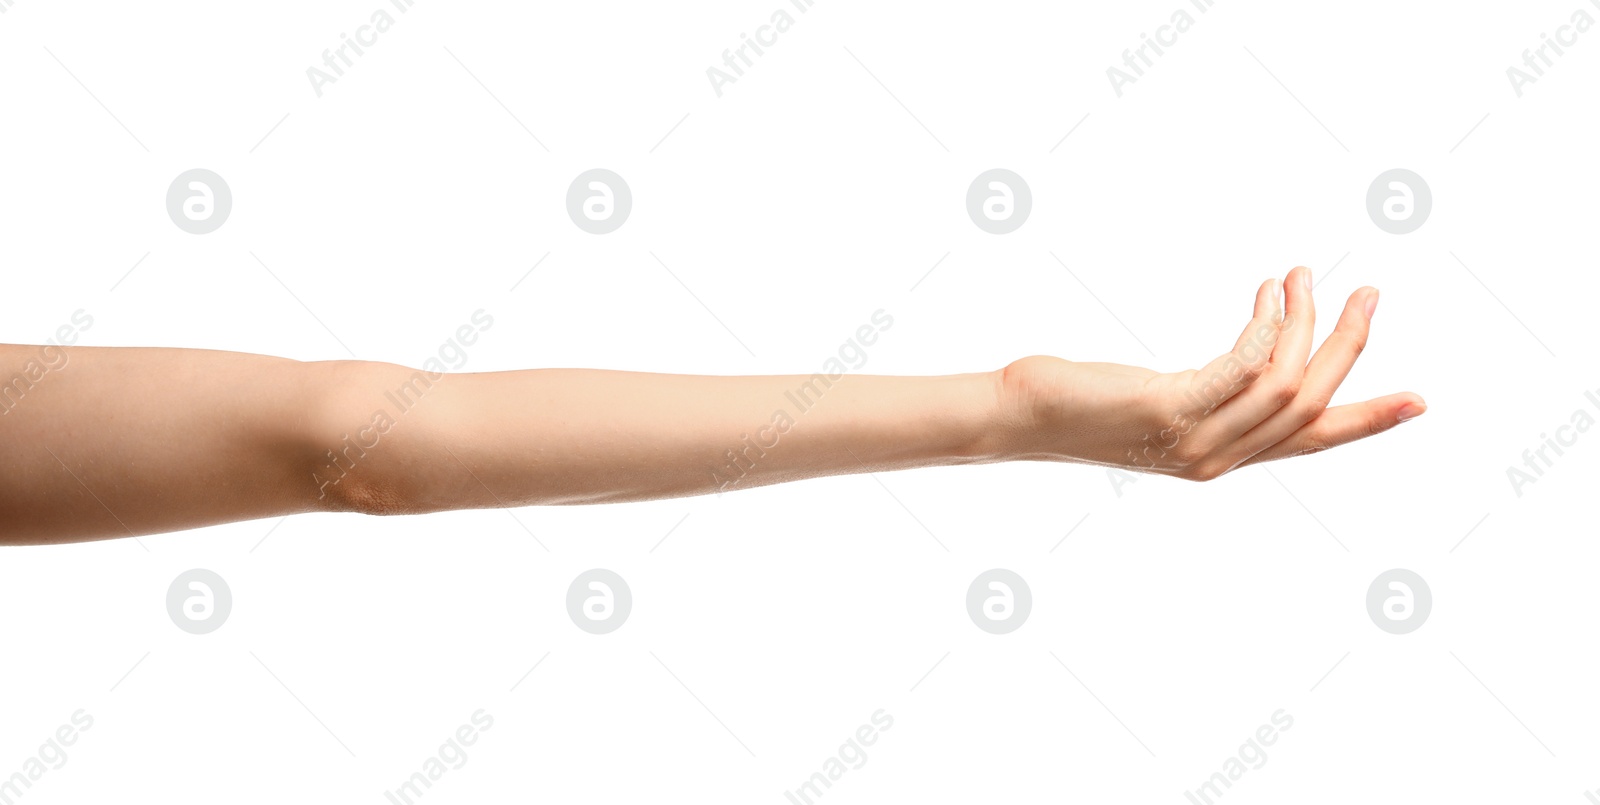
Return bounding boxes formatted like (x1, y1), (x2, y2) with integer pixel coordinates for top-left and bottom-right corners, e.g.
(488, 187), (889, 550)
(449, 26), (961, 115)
(332, 364), (1021, 511)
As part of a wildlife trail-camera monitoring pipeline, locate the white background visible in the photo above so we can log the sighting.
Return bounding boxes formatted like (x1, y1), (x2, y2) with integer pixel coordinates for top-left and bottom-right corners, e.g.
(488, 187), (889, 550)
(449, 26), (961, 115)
(2, 1), (1597, 802)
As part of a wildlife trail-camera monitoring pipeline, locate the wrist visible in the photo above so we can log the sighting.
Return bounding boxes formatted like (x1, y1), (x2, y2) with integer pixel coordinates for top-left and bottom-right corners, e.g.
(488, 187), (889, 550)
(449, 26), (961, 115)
(992, 356), (1063, 462)
(962, 367), (1032, 463)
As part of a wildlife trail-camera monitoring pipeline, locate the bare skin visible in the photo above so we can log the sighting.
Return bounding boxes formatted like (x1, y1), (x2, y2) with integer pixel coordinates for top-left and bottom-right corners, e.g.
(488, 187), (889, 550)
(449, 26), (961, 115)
(0, 267), (1424, 545)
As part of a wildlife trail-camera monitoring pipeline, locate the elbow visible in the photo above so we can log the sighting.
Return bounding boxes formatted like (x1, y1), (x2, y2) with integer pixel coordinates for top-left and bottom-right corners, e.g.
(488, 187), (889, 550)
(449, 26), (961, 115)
(303, 359), (436, 518)
(322, 475), (413, 517)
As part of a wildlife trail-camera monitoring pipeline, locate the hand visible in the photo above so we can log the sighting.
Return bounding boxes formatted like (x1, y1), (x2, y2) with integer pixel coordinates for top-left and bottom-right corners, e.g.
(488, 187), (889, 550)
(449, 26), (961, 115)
(998, 266), (1425, 480)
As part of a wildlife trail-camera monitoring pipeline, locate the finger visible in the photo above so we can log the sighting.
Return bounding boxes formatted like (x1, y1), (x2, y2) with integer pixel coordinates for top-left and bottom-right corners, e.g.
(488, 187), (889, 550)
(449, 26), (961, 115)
(1226, 286), (1376, 463)
(1184, 277), (1283, 413)
(1232, 275), (1284, 352)
(1235, 392), (1425, 468)
(1204, 266), (1317, 442)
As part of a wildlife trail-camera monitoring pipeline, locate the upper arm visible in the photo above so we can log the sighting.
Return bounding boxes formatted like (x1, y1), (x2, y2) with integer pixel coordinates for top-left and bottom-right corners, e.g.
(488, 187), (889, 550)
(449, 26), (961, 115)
(0, 344), (355, 544)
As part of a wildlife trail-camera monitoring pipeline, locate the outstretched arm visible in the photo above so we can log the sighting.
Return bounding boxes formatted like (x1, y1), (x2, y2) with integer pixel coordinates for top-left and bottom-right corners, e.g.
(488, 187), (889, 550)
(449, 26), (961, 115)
(0, 267), (1424, 544)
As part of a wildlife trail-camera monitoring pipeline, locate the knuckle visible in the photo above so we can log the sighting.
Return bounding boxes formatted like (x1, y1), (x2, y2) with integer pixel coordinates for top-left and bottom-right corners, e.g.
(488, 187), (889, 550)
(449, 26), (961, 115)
(1235, 356), (1266, 384)
(1297, 435), (1332, 456)
(1294, 391), (1333, 419)
(1329, 328), (1366, 359)
(1272, 378), (1302, 408)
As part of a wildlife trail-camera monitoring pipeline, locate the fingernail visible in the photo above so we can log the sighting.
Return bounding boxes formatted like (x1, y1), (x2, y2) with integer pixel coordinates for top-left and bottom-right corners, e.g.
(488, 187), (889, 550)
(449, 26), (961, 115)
(1397, 402), (1425, 422)
(1272, 279), (1283, 321)
(1303, 268), (1313, 291)
(1364, 290), (1379, 320)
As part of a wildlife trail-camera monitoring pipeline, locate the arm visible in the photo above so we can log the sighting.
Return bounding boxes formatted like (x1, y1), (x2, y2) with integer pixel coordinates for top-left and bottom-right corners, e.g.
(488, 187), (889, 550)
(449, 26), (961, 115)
(0, 267), (1424, 544)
